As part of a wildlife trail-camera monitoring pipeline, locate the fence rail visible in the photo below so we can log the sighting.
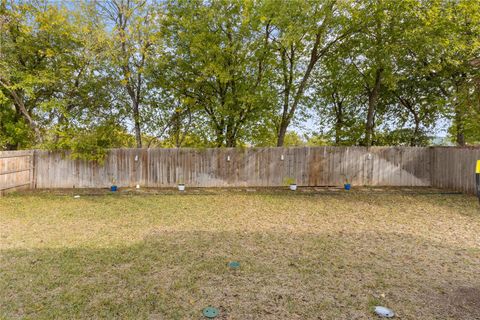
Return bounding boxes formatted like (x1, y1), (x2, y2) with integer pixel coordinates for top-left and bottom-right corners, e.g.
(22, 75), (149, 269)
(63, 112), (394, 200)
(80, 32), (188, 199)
(0, 147), (479, 194)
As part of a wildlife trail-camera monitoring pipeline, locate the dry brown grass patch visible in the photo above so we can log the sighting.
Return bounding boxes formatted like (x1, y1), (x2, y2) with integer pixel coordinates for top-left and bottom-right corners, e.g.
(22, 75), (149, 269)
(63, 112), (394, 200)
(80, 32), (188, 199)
(0, 188), (479, 319)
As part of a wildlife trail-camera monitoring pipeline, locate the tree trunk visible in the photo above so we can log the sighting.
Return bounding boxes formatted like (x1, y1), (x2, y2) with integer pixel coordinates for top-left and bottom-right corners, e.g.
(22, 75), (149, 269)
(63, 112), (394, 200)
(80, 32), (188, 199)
(397, 95), (422, 147)
(364, 68), (383, 147)
(214, 120), (225, 147)
(277, 122), (288, 147)
(225, 117), (237, 147)
(333, 92), (344, 145)
(226, 136), (236, 147)
(16, 102), (41, 142)
(334, 120), (343, 145)
(455, 104), (466, 146)
(364, 101), (375, 147)
(11, 91), (41, 143)
(276, 23), (328, 147)
(276, 47), (293, 147)
(0, 79), (42, 143)
(276, 56), (319, 146)
(411, 121), (420, 147)
(457, 131), (465, 146)
(132, 101), (142, 148)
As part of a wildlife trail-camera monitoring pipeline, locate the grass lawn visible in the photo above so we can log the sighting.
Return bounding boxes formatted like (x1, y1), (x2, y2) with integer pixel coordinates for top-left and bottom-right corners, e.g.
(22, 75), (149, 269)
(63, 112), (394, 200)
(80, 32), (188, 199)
(1, 188), (479, 319)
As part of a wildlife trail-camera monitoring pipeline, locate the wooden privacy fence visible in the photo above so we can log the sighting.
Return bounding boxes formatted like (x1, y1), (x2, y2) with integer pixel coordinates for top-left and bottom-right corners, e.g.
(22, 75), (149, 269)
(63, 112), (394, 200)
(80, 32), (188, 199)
(0, 146), (479, 194)
(0, 150), (34, 194)
(431, 147), (480, 194)
(33, 147), (431, 188)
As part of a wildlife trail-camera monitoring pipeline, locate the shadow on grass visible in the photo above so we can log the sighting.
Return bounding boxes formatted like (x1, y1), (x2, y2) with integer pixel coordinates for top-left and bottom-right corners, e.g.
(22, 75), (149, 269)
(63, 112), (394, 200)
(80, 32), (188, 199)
(1, 230), (479, 319)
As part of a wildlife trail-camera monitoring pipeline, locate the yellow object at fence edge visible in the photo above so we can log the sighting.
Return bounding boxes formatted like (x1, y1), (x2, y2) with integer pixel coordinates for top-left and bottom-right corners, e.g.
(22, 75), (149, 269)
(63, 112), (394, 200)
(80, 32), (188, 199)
(477, 160), (480, 174)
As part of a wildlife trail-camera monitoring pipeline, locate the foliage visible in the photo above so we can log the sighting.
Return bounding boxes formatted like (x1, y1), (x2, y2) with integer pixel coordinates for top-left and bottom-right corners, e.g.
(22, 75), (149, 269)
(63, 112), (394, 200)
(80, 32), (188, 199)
(282, 176), (296, 186)
(305, 134), (334, 147)
(0, 102), (33, 150)
(262, 0), (356, 146)
(43, 122), (135, 162)
(374, 128), (431, 147)
(254, 130), (306, 147)
(159, 0), (276, 147)
(1, 0), (480, 157)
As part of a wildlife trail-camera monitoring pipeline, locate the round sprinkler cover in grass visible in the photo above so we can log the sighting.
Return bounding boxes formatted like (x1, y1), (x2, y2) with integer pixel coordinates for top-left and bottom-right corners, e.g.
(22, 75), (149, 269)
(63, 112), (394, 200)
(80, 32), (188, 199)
(202, 307), (219, 318)
(228, 261), (240, 269)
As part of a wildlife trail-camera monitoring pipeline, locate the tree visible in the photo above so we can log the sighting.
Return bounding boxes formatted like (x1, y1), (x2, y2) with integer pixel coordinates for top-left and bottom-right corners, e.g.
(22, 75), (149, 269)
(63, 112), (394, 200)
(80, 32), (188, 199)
(1, 0), (479, 153)
(384, 1), (448, 147)
(0, 1), (90, 145)
(160, 0), (274, 147)
(98, 0), (159, 148)
(389, 74), (444, 146)
(311, 52), (365, 145)
(0, 1), (135, 155)
(262, 0), (355, 146)
(433, 0), (480, 145)
(345, 0), (425, 146)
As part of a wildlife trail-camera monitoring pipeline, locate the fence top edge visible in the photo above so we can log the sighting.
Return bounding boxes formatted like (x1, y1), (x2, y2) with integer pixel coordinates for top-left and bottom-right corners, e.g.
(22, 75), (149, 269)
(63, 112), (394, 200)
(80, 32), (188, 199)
(21, 146), (435, 155)
(430, 146), (480, 149)
(12, 146), (480, 158)
(0, 150), (34, 157)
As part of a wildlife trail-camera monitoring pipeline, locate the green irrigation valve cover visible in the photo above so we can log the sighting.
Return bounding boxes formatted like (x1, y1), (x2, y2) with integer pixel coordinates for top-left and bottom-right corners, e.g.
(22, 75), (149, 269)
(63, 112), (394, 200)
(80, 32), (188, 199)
(202, 307), (219, 318)
(228, 261), (240, 269)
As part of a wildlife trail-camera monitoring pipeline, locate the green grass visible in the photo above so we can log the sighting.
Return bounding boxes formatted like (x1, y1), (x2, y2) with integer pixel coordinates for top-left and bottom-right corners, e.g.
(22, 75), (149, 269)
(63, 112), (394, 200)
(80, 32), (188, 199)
(1, 189), (479, 319)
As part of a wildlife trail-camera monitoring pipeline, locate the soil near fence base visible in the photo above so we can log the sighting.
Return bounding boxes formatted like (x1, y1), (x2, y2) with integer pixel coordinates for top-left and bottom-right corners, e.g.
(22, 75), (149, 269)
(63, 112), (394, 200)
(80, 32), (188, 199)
(12, 186), (463, 197)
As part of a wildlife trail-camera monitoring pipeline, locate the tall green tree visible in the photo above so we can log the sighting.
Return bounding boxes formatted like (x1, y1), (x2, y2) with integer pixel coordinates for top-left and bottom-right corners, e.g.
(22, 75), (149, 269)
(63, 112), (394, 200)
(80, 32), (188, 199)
(435, 0), (480, 145)
(160, 0), (274, 147)
(0, 1), (78, 143)
(262, 0), (355, 146)
(345, 0), (425, 146)
(311, 52), (365, 145)
(99, 0), (160, 148)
